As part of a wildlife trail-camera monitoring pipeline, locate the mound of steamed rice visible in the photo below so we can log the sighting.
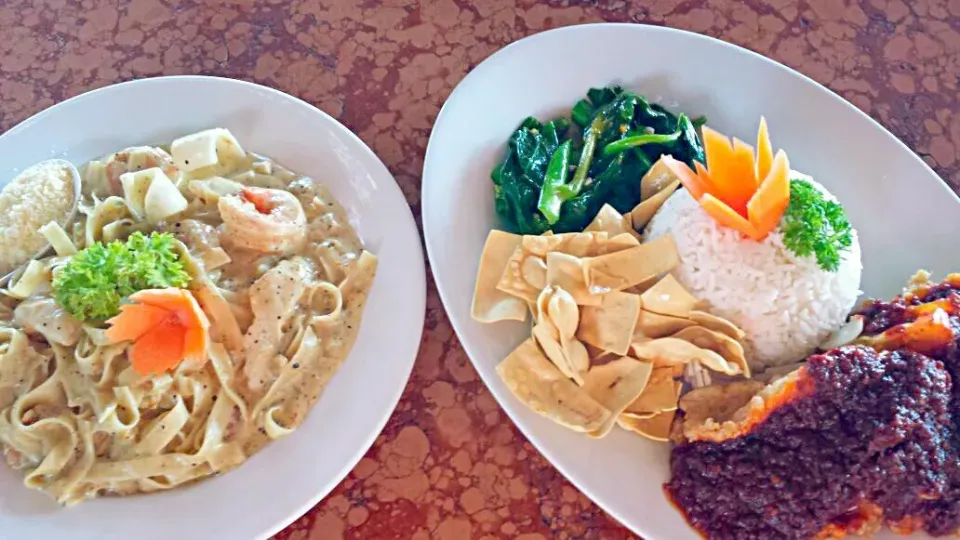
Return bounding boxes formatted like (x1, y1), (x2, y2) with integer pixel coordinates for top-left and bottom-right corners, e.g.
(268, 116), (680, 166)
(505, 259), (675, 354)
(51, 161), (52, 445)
(645, 176), (862, 370)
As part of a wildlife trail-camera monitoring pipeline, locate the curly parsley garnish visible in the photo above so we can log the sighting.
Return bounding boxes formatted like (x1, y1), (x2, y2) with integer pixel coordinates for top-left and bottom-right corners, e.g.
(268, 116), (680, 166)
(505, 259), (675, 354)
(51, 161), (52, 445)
(53, 232), (191, 321)
(781, 178), (853, 272)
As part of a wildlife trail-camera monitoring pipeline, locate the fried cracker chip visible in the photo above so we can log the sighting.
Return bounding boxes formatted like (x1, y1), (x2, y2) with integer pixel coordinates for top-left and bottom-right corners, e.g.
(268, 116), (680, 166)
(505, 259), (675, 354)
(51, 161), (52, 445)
(640, 274), (700, 318)
(672, 326), (751, 378)
(523, 231), (608, 258)
(631, 337), (741, 376)
(630, 179), (680, 229)
(640, 156), (683, 201)
(585, 204), (637, 239)
(472, 230), (528, 323)
(688, 310), (746, 341)
(625, 367), (681, 416)
(496, 339), (610, 432)
(577, 291), (642, 356)
(581, 357), (654, 438)
(618, 410), (676, 442)
(634, 309), (696, 339)
(546, 251), (602, 306)
(584, 236), (680, 293)
(677, 380), (766, 442)
(496, 247), (544, 303)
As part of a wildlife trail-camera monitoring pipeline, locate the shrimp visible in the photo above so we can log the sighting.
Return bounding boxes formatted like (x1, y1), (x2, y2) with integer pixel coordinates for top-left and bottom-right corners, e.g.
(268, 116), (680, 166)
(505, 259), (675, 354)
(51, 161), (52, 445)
(218, 186), (307, 254)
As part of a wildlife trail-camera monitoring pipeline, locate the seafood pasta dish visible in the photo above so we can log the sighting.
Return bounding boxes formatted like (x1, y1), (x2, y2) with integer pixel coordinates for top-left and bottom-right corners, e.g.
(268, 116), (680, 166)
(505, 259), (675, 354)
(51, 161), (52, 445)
(0, 128), (377, 505)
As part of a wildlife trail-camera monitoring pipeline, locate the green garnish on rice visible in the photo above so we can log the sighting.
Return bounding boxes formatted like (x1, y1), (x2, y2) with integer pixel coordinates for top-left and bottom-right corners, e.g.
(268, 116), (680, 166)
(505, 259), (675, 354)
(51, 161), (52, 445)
(781, 178), (853, 272)
(52, 232), (190, 321)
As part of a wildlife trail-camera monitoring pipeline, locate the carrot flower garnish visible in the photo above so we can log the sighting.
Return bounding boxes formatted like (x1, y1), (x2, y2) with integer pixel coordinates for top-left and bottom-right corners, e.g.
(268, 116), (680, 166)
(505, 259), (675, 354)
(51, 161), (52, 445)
(661, 118), (790, 241)
(105, 288), (210, 376)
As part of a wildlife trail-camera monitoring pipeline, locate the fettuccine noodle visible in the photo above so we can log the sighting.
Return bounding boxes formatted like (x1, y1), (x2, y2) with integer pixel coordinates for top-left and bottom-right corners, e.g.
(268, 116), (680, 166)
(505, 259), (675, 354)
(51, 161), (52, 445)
(0, 130), (377, 505)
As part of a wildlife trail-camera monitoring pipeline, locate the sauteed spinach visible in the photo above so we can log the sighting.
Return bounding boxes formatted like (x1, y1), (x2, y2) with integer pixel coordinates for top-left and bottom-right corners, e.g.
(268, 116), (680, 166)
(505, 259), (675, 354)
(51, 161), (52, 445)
(492, 86), (705, 234)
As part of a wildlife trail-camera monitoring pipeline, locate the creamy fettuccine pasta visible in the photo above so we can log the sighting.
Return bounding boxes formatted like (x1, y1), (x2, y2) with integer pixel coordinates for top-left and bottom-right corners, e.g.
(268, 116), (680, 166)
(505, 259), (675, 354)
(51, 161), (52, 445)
(0, 129), (377, 505)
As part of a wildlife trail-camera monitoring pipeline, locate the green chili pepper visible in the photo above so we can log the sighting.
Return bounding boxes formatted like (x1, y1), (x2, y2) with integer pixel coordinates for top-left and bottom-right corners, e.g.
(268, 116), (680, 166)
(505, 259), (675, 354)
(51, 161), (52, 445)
(536, 140), (573, 224)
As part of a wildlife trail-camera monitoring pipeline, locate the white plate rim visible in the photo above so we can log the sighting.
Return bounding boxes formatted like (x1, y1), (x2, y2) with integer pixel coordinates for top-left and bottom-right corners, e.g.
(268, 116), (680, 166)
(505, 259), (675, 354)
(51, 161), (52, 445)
(0, 75), (427, 540)
(422, 22), (958, 539)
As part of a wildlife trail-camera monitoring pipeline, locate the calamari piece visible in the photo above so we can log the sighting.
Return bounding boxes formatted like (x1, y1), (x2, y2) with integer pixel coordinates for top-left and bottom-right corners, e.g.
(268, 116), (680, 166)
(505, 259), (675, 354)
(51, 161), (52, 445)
(496, 339), (610, 433)
(581, 357), (654, 438)
(472, 230), (528, 323)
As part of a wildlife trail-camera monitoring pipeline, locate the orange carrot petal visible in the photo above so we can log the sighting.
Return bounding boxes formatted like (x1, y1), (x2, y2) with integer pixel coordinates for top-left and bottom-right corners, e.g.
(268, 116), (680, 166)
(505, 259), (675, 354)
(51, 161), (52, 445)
(701, 194), (763, 240)
(105, 303), (172, 344)
(661, 155), (708, 200)
(702, 128), (752, 215)
(747, 149), (791, 238)
(756, 117), (774, 183)
(129, 287), (193, 311)
(130, 317), (187, 376)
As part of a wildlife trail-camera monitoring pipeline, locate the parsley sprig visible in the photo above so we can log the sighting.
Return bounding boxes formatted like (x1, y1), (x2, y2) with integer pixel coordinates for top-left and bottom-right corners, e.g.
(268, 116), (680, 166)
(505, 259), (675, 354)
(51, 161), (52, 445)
(52, 232), (191, 321)
(781, 178), (853, 272)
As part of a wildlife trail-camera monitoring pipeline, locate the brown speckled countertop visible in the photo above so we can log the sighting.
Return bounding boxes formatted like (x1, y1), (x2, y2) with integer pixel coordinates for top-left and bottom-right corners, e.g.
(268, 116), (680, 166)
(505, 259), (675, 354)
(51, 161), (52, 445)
(1, 1), (958, 538)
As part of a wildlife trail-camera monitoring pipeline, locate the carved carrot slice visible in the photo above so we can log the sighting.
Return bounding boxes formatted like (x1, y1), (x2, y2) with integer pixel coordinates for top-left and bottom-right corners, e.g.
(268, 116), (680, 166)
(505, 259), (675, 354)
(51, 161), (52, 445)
(106, 288), (210, 375)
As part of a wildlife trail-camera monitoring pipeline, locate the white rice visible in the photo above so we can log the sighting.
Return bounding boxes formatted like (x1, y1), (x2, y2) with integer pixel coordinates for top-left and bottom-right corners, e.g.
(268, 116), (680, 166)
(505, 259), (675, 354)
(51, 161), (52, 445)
(645, 178), (862, 369)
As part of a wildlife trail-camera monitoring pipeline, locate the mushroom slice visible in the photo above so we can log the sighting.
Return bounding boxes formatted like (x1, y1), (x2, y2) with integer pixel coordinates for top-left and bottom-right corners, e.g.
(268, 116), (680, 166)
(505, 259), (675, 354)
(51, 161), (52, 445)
(672, 326), (751, 378)
(472, 230), (528, 323)
(577, 291), (642, 356)
(618, 410), (676, 442)
(581, 357), (654, 438)
(630, 179), (680, 229)
(631, 338), (741, 376)
(688, 310), (745, 341)
(640, 274), (700, 318)
(496, 338), (610, 433)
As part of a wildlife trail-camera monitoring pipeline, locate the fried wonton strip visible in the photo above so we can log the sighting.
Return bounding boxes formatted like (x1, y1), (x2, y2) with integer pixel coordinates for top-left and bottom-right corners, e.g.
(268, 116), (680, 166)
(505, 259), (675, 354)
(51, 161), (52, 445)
(545, 252), (602, 306)
(625, 367), (681, 416)
(582, 357), (654, 438)
(496, 339), (610, 433)
(473, 230), (528, 323)
(577, 291), (642, 356)
(585, 204), (638, 239)
(618, 410), (676, 442)
(584, 236), (680, 293)
(640, 274), (700, 318)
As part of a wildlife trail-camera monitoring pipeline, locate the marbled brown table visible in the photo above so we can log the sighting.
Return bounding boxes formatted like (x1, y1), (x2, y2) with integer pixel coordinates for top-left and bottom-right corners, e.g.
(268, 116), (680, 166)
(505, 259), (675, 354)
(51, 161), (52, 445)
(1, 1), (957, 538)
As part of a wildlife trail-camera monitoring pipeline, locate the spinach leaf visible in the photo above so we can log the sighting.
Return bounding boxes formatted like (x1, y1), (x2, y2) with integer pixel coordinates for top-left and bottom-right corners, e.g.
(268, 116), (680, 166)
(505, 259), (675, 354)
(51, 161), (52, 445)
(490, 85), (705, 235)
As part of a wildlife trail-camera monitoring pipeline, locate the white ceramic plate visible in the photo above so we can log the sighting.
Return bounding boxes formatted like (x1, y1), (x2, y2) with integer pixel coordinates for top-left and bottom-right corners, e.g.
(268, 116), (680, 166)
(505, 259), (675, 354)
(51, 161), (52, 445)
(0, 76), (425, 540)
(422, 23), (959, 539)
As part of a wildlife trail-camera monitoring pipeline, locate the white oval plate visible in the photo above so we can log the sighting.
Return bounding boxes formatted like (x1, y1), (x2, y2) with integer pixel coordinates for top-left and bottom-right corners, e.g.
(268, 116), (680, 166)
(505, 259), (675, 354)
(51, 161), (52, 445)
(0, 76), (425, 540)
(423, 24), (959, 539)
